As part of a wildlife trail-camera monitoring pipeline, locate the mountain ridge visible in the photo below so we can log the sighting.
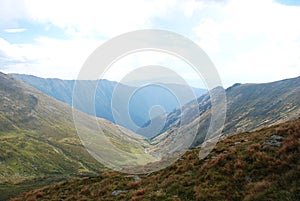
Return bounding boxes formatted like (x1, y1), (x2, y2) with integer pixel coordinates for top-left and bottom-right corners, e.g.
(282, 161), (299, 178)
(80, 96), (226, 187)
(147, 75), (300, 147)
(11, 73), (206, 133)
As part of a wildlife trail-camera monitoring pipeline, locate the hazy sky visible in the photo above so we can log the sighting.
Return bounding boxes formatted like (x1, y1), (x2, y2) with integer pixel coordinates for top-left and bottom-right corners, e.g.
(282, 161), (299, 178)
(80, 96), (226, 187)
(0, 0), (299, 87)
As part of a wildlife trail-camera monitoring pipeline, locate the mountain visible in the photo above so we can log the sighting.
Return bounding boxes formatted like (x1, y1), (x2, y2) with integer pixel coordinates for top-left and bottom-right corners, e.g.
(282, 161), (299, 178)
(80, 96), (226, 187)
(11, 117), (300, 201)
(148, 76), (300, 146)
(11, 74), (206, 133)
(0, 72), (150, 200)
(4, 73), (300, 200)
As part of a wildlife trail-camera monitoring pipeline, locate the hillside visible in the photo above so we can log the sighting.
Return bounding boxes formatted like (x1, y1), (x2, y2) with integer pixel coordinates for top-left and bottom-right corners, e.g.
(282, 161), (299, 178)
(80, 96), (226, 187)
(3, 73), (300, 200)
(11, 74), (206, 133)
(149, 76), (300, 146)
(11, 117), (300, 201)
(0, 72), (149, 200)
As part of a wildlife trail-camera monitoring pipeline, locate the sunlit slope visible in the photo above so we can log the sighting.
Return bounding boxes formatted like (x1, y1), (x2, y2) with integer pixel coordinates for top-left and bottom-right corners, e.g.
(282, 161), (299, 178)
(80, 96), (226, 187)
(0, 72), (152, 200)
(12, 117), (300, 201)
(151, 76), (300, 147)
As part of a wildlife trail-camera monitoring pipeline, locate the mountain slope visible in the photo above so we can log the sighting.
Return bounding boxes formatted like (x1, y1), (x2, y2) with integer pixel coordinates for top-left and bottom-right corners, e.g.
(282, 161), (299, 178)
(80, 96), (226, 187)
(0, 72), (149, 200)
(11, 74), (206, 133)
(11, 117), (300, 201)
(150, 76), (300, 146)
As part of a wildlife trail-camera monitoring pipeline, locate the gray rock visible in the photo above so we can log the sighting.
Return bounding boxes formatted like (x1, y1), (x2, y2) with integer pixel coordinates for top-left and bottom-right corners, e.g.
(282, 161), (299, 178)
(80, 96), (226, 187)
(262, 135), (283, 147)
(245, 176), (252, 183)
(270, 135), (283, 141)
(133, 175), (141, 182)
(125, 175), (141, 182)
(229, 141), (242, 147)
(112, 190), (128, 196)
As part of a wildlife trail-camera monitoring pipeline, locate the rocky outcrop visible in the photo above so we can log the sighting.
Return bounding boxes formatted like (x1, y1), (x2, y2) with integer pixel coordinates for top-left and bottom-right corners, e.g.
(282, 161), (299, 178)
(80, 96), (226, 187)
(262, 135), (283, 147)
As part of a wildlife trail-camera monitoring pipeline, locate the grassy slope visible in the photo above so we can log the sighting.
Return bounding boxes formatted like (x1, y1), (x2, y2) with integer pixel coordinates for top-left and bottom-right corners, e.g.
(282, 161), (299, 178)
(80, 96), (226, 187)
(0, 73), (103, 200)
(11, 118), (300, 201)
(153, 76), (300, 147)
(0, 73), (149, 200)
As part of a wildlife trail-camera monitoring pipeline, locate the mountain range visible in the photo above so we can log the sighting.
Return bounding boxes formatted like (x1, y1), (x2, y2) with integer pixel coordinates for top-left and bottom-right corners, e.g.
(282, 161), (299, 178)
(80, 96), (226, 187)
(1, 72), (300, 200)
(11, 74), (206, 133)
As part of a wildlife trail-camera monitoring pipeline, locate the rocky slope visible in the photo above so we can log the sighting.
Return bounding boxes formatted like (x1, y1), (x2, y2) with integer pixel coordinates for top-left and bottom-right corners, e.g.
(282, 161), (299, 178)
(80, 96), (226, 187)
(149, 76), (300, 147)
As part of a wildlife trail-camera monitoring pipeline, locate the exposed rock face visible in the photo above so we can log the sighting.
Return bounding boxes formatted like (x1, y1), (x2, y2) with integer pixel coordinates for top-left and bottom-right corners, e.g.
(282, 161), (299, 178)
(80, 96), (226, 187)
(125, 175), (142, 182)
(262, 135), (283, 147)
(112, 190), (128, 196)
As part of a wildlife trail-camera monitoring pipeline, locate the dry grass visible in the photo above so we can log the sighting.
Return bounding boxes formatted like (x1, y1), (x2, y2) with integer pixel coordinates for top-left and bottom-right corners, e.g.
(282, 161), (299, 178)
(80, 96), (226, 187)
(11, 118), (300, 201)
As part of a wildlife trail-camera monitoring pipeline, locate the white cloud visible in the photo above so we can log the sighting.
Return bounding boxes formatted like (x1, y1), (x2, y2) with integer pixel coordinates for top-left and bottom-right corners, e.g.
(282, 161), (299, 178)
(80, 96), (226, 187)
(194, 18), (221, 53)
(0, 38), (28, 62)
(103, 51), (205, 87)
(0, 0), (299, 87)
(4, 28), (27, 33)
(0, 0), (27, 29)
(190, 0), (300, 86)
(0, 36), (102, 79)
(23, 0), (175, 37)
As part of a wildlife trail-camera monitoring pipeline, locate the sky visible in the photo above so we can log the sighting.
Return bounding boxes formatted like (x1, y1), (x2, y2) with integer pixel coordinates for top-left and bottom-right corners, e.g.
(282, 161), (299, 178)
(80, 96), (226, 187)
(0, 0), (300, 88)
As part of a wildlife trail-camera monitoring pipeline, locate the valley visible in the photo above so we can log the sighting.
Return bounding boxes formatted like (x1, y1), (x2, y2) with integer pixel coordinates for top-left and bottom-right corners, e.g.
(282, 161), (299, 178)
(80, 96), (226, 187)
(0, 73), (150, 200)
(11, 74), (206, 133)
(0, 72), (299, 200)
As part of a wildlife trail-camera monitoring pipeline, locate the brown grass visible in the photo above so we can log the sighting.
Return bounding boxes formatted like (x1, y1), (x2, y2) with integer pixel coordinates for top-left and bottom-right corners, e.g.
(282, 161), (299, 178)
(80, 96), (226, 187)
(10, 118), (300, 201)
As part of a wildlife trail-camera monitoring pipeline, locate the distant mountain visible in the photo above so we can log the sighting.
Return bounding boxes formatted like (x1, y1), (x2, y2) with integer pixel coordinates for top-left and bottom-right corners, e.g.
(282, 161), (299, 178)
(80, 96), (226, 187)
(11, 74), (206, 133)
(0, 72), (150, 200)
(12, 117), (300, 201)
(148, 76), (300, 147)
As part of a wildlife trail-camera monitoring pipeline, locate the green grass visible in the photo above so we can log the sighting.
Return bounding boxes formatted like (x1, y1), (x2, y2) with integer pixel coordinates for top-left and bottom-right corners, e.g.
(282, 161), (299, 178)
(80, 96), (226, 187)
(0, 129), (104, 201)
(10, 118), (300, 201)
(0, 73), (153, 200)
(0, 176), (67, 201)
